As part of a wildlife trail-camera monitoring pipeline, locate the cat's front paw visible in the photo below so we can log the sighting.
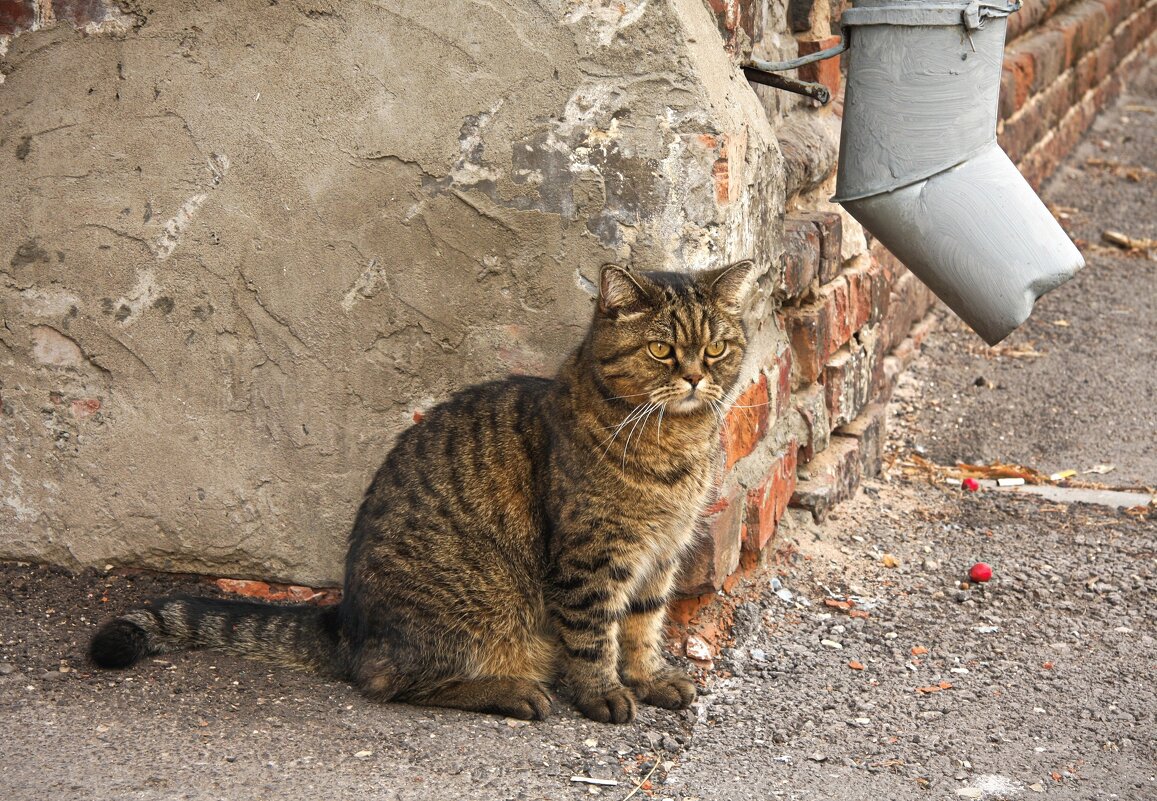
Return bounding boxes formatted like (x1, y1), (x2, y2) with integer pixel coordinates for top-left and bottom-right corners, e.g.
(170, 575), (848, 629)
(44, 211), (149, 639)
(574, 686), (637, 724)
(630, 669), (697, 710)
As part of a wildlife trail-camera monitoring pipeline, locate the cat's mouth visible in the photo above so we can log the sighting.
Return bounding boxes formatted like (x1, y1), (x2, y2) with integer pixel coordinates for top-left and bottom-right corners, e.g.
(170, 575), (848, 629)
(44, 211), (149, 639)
(665, 388), (711, 415)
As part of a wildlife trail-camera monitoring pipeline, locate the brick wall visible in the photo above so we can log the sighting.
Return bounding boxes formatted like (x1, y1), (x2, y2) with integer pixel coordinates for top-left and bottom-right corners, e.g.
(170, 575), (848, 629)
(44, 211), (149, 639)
(1001, 0), (1157, 185)
(673, 0), (1155, 633)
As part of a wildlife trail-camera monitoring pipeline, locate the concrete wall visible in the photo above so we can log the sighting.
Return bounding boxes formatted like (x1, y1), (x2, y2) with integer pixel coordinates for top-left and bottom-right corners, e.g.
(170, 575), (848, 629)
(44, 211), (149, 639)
(0, 1), (785, 585)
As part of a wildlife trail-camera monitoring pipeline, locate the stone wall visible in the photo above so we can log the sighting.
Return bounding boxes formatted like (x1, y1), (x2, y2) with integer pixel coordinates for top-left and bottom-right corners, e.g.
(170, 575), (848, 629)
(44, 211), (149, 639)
(0, 0), (785, 585)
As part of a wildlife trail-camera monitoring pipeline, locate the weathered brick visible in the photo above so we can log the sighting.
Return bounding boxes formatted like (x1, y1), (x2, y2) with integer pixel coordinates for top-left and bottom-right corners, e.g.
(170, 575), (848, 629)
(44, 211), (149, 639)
(880, 271), (936, 354)
(768, 346), (792, 421)
(783, 276), (852, 386)
(799, 211), (843, 283)
(874, 243), (908, 287)
(703, 0), (760, 52)
(722, 373), (770, 469)
(744, 441), (798, 553)
(797, 35), (842, 99)
(999, 51), (1036, 121)
(1020, 28), (1068, 95)
(822, 327), (880, 429)
(51, 0), (108, 26)
(677, 489), (745, 596)
(793, 383), (830, 464)
(0, 1), (35, 36)
(836, 402), (889, 477)
(845, 258), (889, 332)
(790, 435), (861, 522)
(70, 397), (102, 419)
(781, 216), (820, 298)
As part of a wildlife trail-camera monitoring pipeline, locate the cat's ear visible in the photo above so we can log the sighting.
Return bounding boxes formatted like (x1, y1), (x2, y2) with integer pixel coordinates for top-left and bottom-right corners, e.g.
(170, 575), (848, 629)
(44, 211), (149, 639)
(705, 259), (757, 314)
(598, 265), (652, 319)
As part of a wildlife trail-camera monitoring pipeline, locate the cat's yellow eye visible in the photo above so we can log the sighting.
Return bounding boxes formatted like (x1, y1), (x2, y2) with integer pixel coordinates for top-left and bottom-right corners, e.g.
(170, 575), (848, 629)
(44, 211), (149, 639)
(705, 340), (728, 358)
(647, 341), (673, 360)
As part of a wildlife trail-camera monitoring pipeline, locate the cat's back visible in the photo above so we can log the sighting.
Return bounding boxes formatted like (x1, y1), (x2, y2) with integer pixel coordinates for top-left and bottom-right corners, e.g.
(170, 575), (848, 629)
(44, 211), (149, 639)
(348, 375), (555, 560)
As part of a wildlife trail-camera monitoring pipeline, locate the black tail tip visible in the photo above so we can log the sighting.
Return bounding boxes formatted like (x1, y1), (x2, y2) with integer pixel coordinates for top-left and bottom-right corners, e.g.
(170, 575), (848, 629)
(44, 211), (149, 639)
(90, 619), (149, 669)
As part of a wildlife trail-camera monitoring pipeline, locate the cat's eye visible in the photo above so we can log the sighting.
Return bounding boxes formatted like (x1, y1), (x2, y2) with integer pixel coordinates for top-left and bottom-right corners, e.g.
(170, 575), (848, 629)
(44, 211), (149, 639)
(705, 340), (728, 358)
(647, 341), (673, 360)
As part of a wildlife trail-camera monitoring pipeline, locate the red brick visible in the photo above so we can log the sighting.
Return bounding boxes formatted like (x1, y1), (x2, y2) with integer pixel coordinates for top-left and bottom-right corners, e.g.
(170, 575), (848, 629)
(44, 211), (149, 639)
(722, 373), (770, 469)
(70, 397), (101, 419)
(677, 489), (745, 596)
(783, 276), (852, 386)
(1017, 19), (1157, 187)
(0, 1), (34, 36)
(790, 435), (861, 522)
(1008, 0), (1054, 42)
(845, 258), (888, 332)
(769, 346), (792, 421)
(704, 0), (760, 51)
(797, 35), (843, 99)
(781, 216), (821, 298)
(999, 51), (1036, 121)
(744, 441), (798, 553)
(1020, 29), (1068, 96)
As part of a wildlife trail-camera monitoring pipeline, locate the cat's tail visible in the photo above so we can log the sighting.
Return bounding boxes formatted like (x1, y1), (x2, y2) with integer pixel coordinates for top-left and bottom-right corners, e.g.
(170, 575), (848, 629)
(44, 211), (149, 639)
(89, 596), (345, 676)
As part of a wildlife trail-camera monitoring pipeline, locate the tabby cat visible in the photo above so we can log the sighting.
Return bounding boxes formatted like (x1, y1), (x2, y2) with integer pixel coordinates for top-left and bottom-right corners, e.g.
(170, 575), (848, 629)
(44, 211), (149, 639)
(90, 260), (757, 724)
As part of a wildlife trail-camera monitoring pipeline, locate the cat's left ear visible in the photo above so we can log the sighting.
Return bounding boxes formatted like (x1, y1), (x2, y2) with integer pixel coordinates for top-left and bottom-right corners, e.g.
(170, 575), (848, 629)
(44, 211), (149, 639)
(705, 259), (758, 314)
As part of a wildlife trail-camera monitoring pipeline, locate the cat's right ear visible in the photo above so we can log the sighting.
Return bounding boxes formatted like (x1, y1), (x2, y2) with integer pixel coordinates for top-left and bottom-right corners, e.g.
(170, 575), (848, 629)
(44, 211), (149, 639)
(598, 265), (651, 319)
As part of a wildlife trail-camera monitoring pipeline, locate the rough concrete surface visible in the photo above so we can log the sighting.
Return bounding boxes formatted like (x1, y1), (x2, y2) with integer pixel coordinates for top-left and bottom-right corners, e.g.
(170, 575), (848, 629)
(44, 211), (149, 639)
(0, 0), (784, 585)
(1, 66), (1154, 801)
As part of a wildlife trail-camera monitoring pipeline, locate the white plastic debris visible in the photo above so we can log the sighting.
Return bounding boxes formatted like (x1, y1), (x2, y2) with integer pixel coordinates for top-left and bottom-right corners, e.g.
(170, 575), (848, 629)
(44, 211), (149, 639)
(570, 776), (619, 787)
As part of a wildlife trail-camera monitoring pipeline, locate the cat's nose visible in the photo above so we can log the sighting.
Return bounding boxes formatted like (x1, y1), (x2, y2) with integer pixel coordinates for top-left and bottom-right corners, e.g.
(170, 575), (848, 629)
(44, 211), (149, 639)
(684, 373), (703, 388)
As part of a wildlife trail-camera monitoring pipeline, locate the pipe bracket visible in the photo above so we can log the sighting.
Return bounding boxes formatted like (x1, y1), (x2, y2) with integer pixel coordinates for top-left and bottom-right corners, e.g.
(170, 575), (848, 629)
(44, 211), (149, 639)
(741, 35), (847, 105)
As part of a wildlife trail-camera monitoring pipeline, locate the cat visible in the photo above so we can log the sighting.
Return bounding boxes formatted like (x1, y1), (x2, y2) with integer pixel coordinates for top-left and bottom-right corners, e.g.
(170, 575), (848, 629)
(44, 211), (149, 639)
(89, 260), (757, 724)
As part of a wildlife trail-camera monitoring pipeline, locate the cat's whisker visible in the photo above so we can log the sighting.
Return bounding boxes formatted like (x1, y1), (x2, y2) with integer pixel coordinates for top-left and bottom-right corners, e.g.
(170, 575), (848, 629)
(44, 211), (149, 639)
(599, 402), (654, 454)
(622, 403), (660, 467)
(655, 403), (666, 445)
(592, 400), (655, 432)
(709, 398), (727, 427)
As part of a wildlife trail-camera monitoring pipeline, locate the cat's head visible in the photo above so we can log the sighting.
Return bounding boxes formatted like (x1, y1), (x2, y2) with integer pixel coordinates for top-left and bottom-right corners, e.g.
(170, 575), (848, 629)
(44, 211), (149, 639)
(586, 261), (757, 416)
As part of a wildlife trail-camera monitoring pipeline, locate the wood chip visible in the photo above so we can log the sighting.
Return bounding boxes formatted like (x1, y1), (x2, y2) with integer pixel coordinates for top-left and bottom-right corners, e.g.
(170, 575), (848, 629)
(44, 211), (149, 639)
(1102, 230), (1156, 250)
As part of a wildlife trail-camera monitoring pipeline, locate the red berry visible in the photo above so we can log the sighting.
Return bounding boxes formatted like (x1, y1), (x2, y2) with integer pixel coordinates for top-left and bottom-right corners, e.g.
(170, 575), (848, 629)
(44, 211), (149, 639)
(962, 477), (980, 492)
(969, 562), (993, 582)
